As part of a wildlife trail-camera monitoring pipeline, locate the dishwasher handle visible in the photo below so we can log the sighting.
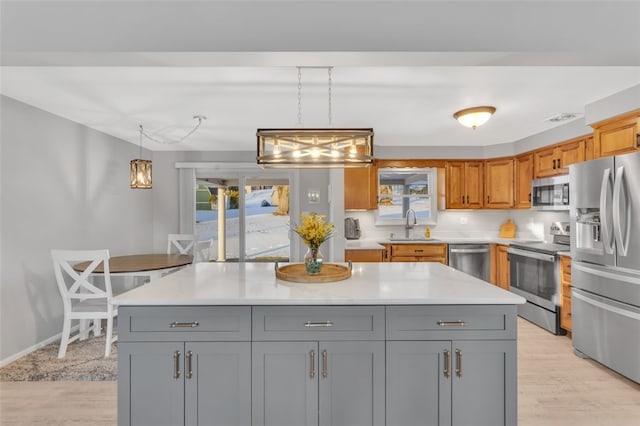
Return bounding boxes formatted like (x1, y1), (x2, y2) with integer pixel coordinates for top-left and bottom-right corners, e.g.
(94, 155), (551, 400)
(449, 248), (490, 254)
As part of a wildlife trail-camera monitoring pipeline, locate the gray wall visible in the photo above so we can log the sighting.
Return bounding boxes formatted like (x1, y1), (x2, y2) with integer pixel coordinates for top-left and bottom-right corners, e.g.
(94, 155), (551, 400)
(0, 95), (154, 362)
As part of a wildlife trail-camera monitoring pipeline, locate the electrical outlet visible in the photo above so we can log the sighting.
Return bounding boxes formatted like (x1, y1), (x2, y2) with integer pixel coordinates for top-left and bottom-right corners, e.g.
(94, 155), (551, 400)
(459, 216), (468, 225)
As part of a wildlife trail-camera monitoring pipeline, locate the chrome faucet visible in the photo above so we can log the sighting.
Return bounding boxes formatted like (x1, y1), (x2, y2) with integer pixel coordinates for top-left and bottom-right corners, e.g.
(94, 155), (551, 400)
(405, 208), (417, 238)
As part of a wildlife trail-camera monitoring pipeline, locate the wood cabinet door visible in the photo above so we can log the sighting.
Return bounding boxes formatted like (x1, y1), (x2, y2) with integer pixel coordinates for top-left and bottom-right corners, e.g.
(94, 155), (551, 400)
(319, 341), (385, 426)
(345, 165), (376, 210)
(533, 146), (558, 178)
(496, 245), (510, 291)
(252, 341), (319, 426)
(185, 342), (251, 426)
(595, 114), (640, 158)
(585, 135), (595, 161)
(485, 158), (514, 209)
(446, 161), (466, 209)
(515, 153), (533, 209)
(118, 342), (185, 426)
(386, 341), (452, 426)
(556, 139), (585, 174)
(344, 249), (383, 262)
(465, 161), (484, 209)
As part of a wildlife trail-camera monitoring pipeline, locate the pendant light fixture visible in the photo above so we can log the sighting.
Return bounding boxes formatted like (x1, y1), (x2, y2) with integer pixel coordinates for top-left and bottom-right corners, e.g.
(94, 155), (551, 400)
(453, 106), (496, 129)
(130, 125), (152, 189)
(257, 67), (374, 168)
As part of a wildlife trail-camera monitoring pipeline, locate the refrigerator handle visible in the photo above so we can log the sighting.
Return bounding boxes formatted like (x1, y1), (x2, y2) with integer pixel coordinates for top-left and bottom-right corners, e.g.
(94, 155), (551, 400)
(599, 168), (615, 254)
(612, 166), (630, 257)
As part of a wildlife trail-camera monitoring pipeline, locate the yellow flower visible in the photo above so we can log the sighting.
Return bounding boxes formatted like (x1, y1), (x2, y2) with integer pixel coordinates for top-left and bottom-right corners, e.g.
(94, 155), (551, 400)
(293, 212), (335, 248)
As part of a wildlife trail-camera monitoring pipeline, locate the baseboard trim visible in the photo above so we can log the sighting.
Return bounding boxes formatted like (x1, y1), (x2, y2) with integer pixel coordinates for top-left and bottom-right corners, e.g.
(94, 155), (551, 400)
(0, 325), (80, 368)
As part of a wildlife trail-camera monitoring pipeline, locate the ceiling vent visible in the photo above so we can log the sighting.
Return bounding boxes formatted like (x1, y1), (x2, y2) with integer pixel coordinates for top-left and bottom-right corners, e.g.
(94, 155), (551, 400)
(544, 113), (582, 123)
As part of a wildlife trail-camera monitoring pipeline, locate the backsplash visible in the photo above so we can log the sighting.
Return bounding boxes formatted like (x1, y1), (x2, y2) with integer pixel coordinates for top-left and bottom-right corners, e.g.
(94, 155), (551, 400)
(344, 209), (570, 242)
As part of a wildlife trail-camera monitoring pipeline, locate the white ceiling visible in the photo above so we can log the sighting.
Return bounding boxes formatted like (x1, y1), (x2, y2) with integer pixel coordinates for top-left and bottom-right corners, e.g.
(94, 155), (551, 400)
(1, 1), (639, 152)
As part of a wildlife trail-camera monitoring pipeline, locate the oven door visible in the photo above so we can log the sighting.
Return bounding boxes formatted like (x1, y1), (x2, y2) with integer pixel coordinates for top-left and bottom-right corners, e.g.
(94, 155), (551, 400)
(507, 247), (558, 311)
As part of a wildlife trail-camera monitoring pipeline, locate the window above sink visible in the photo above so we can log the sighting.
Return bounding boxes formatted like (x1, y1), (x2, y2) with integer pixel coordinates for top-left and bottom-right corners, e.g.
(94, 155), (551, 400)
(375, 167), (438, 226)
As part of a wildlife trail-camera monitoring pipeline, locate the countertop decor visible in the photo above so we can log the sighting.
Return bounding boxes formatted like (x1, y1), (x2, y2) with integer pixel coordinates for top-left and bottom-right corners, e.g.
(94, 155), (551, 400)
(275, 262), (352, 283)
(294, 212), (335, 275)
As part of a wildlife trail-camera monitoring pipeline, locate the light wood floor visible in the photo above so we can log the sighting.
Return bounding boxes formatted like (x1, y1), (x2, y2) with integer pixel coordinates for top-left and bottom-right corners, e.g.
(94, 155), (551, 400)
(1, 318), (639, 425)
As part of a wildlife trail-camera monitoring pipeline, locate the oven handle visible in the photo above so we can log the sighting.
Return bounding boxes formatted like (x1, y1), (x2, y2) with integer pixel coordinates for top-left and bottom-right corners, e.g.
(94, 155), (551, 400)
(507, 247), (556, 263)
(449, 248), (490, 254)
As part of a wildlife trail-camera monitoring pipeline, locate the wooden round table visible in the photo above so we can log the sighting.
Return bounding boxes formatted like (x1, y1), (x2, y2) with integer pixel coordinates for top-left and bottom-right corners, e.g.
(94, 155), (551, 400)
(73, 253), (194, 280)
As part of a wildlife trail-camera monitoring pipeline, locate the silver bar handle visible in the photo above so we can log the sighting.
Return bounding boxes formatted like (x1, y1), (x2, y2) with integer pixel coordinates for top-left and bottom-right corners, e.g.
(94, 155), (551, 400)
(507, 247), (555, 263)
(170, 321), (199, 328)
(437, 320), (467, 327)
(309, 350), (316, 379)
(186, 350), (193, 379)
(173, 350), (181, 379)
(443, 349), (450, 378)
(449, 248), (489, 254)
(612, 166), (630, 257)
(455, 349), (463, 378)
(305, 321), (334, 328)
(600, 168), (615, 254)
(322, 350), (328, 379)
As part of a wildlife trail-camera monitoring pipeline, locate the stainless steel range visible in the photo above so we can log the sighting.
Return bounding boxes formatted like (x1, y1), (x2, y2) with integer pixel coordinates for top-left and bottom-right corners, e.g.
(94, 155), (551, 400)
(507, 222), (570, 335)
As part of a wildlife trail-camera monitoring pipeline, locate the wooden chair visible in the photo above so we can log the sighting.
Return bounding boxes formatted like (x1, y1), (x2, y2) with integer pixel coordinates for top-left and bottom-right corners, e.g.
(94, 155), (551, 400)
(51, 249), (118, 358)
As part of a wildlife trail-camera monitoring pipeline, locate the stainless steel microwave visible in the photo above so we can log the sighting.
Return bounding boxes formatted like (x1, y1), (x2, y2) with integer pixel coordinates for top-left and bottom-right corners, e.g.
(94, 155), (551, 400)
(531, 175), (570, 210)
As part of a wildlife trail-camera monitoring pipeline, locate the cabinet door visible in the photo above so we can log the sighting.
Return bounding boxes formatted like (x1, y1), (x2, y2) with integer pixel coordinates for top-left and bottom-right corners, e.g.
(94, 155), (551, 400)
(345, 148), (376, 210)
(534, 146), (558, 178)
(514, 153), (533, 209)
(595, 113), (640, 158)
(464, 161), (484, 208)
(585, 135), (595, 161)
(319, 341), (385, 426)
(446, 161), (466, 209)
(485, 159), (514, 209)
(556, 139), (585, 174)
(496, 245), (510, 290)
(386, 341), (452, 426)
(451, 340), (517, 426)
(118, 342), (185, 426)
(185, 342), (251, 426)
(252, 341), (318, 426)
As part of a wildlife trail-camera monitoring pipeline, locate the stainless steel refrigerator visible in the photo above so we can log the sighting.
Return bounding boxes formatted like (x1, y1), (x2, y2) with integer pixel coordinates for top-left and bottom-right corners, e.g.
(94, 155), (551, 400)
(569, 151), (640, 384)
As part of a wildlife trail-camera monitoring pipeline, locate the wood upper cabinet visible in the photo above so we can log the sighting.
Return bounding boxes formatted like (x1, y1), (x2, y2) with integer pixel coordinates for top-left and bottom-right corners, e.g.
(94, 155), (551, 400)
(485, 158), (514, 209)
(585, 135), (595, 161)
(534, 137), (586, 178)
(592, 110), (640, 158)
(446, 161), (484, 209)
(514, 153), (533, 209)
(345, 157), (377, 210)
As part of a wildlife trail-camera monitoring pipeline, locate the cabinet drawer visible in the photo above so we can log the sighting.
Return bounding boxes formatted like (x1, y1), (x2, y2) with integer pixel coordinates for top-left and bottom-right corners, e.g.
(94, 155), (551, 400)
(391, 244), (447, 258)
(252, 306), (385, 341)
(386, 305), (517, 340)
(118, 306), (251, 342)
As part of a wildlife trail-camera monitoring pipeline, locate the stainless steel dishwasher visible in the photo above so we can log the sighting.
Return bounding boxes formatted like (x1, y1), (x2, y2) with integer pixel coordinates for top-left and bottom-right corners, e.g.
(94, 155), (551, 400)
(448, 244), (490, 282)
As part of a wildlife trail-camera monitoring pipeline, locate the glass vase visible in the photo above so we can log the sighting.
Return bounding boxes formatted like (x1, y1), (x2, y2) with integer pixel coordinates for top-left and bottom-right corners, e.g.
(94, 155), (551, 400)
(304, 246), (324, 275)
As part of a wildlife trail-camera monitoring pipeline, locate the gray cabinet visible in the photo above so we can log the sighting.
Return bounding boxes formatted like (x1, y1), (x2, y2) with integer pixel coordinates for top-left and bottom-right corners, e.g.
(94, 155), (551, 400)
(252, 306), (386, 426)
(386, 305), (518, 426)
(387, 340), (516, 426)
(118, 307), (251, 426)
(252, 341), (385, 426)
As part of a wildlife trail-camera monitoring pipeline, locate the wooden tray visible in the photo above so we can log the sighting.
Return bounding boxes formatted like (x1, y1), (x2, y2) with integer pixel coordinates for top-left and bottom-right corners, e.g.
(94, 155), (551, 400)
(276, 263), (352, 283)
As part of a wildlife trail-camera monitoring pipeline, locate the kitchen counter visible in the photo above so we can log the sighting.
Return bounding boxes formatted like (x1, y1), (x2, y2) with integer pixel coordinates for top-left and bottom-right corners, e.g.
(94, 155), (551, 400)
(113, 261), (525, 306)
(345, 236), (541, 250)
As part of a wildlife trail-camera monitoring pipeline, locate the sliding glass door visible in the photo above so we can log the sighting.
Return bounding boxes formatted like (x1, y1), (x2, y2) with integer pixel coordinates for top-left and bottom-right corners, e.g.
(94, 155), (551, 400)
(195, 170), (293, 262)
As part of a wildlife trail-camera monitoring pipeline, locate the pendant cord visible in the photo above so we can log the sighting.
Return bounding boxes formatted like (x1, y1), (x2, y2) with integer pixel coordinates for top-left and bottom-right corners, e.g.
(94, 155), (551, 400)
(138, 125), (143, 159)
(328, 67), (332, 127)
(297, 67), (303, 127)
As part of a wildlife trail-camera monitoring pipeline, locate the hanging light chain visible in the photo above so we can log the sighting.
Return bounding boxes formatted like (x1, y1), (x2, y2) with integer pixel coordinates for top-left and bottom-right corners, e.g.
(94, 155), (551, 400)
(297, 67), (303, 127)
(328, 67), (333, 126)
(138, 125), (144, 159)
(140, 116), (206, 144)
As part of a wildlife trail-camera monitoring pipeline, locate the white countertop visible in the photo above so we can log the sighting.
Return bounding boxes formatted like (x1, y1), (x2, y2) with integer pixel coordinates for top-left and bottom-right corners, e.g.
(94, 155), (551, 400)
(345, 237), (541, 250)
(113, 262), (526, 306)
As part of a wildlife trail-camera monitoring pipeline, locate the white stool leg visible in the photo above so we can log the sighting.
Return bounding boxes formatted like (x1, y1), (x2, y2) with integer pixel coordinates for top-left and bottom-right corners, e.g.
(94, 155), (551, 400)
(104, 318), (113, 357)
(93, 318), (102, 337)
(79, 319), (90, 340)
(58, 318), (71, 359)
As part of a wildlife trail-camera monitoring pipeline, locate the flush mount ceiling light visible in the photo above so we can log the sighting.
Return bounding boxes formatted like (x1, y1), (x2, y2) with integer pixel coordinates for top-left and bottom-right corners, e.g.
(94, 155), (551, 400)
(130, 125), (153, 189)
(453, 106), (496, 129)
(257, 67), (374, 168)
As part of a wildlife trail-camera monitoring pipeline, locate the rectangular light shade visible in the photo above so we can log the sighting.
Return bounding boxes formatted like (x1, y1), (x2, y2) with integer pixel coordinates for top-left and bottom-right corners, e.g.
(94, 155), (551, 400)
(257, 128), (374, 168)
(130, 159), (152, 189)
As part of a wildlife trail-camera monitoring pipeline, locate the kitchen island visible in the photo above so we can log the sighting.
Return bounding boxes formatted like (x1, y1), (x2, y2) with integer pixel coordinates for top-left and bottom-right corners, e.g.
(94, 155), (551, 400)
(114, 262), (525, 426)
